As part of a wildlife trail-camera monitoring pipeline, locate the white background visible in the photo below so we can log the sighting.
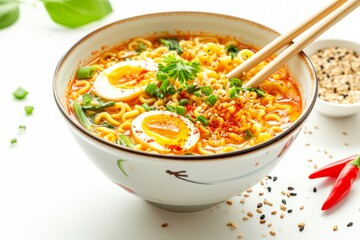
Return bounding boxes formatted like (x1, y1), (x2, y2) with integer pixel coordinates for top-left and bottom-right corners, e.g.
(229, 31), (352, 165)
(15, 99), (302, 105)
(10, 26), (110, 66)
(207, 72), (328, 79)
(1, 0), (359, 239)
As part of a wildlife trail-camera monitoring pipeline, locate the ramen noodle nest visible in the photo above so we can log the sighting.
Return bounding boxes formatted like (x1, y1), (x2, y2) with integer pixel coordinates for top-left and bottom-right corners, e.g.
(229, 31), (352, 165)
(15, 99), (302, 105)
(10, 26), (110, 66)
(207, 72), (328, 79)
(67, 35), (302, 155)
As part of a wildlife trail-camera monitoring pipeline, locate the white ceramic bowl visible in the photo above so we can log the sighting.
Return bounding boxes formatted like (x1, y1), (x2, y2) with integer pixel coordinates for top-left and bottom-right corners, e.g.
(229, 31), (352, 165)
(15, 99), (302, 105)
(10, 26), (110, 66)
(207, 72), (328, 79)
(304, 39), (360, 118)
(53, 12), (317, 212)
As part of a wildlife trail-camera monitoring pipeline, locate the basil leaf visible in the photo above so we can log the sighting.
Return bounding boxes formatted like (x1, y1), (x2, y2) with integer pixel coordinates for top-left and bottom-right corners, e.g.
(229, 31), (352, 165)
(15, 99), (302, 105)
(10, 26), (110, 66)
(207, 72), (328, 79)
(0, 0), (20, 29)
(41, 0), (112, 28)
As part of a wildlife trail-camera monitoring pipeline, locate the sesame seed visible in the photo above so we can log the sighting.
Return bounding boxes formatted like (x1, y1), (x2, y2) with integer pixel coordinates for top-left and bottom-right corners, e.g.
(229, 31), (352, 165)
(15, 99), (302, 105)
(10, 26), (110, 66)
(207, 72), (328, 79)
(257, 203), (263, 208)
(333, 225), (338, 231)
(313, 187), (317, 193)
(288, 186), (295, 191)
(281, 199), (287, 205)
(227, 221), (237, 230)
(161, 223), (168, 228)
(269, 230), (276, 236)
(260, 214), (265, 220)
(347, 222), (353, 227)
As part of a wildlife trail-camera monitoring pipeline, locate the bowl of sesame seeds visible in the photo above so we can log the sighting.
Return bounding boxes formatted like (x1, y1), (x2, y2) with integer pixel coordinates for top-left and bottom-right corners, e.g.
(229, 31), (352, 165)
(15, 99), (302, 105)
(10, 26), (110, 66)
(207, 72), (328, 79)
(304, 39), (360, 118)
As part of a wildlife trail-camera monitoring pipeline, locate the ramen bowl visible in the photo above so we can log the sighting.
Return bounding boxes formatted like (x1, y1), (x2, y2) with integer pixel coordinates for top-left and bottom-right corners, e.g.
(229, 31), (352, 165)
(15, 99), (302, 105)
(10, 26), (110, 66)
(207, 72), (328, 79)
(304, 39), (360, 118)
(53, 12), (317, 212)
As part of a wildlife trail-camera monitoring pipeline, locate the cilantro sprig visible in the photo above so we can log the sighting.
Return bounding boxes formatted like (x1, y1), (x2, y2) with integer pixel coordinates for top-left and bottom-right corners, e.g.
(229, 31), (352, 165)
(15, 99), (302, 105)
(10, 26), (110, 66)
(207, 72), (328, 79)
(228, 78), (266, 99)
(158, 54), (201, 86)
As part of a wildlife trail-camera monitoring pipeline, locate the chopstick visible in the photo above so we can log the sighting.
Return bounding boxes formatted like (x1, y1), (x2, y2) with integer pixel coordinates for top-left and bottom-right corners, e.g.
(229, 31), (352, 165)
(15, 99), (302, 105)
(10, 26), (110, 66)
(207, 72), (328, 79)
(226, 0), (360, 88)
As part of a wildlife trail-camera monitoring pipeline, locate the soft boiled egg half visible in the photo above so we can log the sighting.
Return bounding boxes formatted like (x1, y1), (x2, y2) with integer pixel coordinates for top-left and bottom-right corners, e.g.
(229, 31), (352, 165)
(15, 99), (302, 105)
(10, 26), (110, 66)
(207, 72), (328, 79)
(131, 110), (200, 154)
(93, 59), (157, 101)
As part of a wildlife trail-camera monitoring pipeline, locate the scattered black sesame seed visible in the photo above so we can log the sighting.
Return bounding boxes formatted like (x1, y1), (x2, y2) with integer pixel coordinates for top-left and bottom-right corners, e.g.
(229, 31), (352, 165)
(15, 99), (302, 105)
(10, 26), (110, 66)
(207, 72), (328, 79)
(281, 199), (287, 205)
(288, 186), (295, 191)
(290, 192), (297, 196)
(257, 203), (263, 208)
(260, 214), (265, 220)
(287, 209), (293, 213)
(299, 226), (305, 232)
(347, 222), (353, 227)
(273, 176), (278, 182)
(313, 187), (317, 193)
(267, 187), (272, 193)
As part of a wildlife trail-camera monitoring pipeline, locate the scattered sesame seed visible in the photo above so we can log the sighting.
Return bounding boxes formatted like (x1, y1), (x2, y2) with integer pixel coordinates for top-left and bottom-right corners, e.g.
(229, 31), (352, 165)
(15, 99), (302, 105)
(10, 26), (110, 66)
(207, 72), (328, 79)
(247, 212), (253, 217)
(271, 211), (277, 215)
(290, 192), (297, 197)
(273, 176), (278, 182)
(260, 219), (266, 224)
(267, 187), (272, 192)
(313, 187), (317, 193)
(281, 199), (287, 205)
(347, 222), (353, 227)
(226, 200), (233, 205)
(161, 223), (168, 228)
(280, 205), (287, 211)
(260, 214), (265, 220)
(300, 206), (304, 210)
(280, 213), (285, 219)
(288, 186), (295, 191)
(227, 221), (237, 230)
(333, 225), (338, 231)
(242, 216), (249, 221)
(257, 208), (263, 214)
(269, 230), (276, 236)
(257, 203), (263, 208)
(287, 209), (293, 213)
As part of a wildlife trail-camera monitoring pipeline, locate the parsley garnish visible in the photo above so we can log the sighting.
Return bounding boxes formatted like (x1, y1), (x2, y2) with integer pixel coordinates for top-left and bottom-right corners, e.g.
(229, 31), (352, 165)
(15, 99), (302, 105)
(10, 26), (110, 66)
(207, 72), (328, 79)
(158, 54), (200, 86)
(159, 38), (183, 55)
(225, 45), (240, 58)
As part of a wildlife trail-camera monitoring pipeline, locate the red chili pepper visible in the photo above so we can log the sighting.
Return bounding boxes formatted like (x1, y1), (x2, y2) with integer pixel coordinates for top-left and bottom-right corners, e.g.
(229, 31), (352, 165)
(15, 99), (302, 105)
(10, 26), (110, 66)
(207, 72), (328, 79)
(321, 155), (360, 211)
(308, 154), (358, 179)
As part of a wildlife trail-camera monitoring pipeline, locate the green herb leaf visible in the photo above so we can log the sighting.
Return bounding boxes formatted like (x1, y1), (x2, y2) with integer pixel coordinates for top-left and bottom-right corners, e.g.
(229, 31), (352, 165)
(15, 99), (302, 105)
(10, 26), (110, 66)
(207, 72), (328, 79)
(230, 78), (243, 87)
(159, 38), (184, 55)
(225, 45), (240, 58)
(0, 0), (20, 29)
(10, 138), (17, 145)
(145, 83), (157, 95)
(41, 0), (112, 28)
(186, 84), (200, 94)
(159, 54), (200, 85)
(243, 87), (266, 97)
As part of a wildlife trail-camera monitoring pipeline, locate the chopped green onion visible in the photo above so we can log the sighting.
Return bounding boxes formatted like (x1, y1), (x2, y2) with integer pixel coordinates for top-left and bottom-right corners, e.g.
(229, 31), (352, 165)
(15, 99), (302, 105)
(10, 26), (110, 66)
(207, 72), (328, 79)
(19, 125), (26, 131)
(243, 87), (266, 97)
(160, 79), (170, 94)
(175, 105), (186, 116)
(77, 65), (97, 79)
(145, 83), (157, 95)
(82, 101), (115, 111)
(13, 87), (28, 100)
(205, 94), (218, 106)
(73, 101), (92, 131)
(24, 106), (34, 115)
(82, 93), (92, 106)
(200, 86), (212, 96)
(186, 84), (200, 94)
(179, 99), (189, 106)
(230, 78), (243, 87)
(244, 129), (254, 140)
(156, 71), (168, 81)
(193, 91), (201, 97)
(10, 138), (17, 145)
(196, 115), (209, 127)
(142, 103), (155, 111)
(117, 134), (135, 148)
(136, 42), (146, 53)
(229, 87), (240, 99)
(166, 104), (176, 112)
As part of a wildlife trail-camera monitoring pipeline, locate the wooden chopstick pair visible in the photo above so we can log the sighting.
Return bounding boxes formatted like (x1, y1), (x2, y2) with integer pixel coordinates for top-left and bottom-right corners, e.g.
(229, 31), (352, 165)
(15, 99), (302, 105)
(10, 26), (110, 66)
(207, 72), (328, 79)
(226, 0), (360, 88)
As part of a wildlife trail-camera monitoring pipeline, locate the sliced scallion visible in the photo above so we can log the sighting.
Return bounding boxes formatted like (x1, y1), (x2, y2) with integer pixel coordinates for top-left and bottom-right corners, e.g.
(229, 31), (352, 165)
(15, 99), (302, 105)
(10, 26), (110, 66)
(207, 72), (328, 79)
(200, 86), (212, 96)
(205, 94), (218, 106)
(13, 87), (28, 100)
(179, 99), (189, 106)
(117, 134), (135, 148)
(73, 101), (92, 131)
(196, 115), (209, 127)
(24, 105), (34, 115)
(77, 65), (97, 79)
(175, 105), (186, 116)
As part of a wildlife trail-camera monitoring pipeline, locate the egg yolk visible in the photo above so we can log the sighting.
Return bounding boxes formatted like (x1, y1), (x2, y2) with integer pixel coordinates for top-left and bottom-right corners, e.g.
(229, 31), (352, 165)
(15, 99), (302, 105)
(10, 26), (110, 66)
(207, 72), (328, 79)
(107, 65), (151, 89)
(141, 114), (191, 152)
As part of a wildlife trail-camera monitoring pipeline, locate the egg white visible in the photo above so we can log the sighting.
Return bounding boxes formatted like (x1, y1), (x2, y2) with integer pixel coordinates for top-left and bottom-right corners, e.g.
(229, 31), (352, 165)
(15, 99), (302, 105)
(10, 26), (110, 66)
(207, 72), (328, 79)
(131, 110), (200, 154)
(93, 59), (157, 101)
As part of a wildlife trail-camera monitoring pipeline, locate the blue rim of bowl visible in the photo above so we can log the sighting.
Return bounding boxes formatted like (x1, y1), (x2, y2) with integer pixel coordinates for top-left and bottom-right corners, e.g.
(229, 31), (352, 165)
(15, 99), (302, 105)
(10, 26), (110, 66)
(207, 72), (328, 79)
(53, 11), (318, 161)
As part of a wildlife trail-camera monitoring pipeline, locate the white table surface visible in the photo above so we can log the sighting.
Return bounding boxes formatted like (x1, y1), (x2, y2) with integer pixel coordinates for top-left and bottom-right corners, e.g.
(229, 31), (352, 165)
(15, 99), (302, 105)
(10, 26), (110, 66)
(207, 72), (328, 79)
(1, 1), (360, 239)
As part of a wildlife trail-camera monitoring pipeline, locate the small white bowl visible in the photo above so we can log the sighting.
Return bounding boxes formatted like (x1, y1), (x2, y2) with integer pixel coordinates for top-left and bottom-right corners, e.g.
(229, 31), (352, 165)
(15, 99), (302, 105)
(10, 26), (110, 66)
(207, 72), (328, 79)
(304, 39), (360, 118)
